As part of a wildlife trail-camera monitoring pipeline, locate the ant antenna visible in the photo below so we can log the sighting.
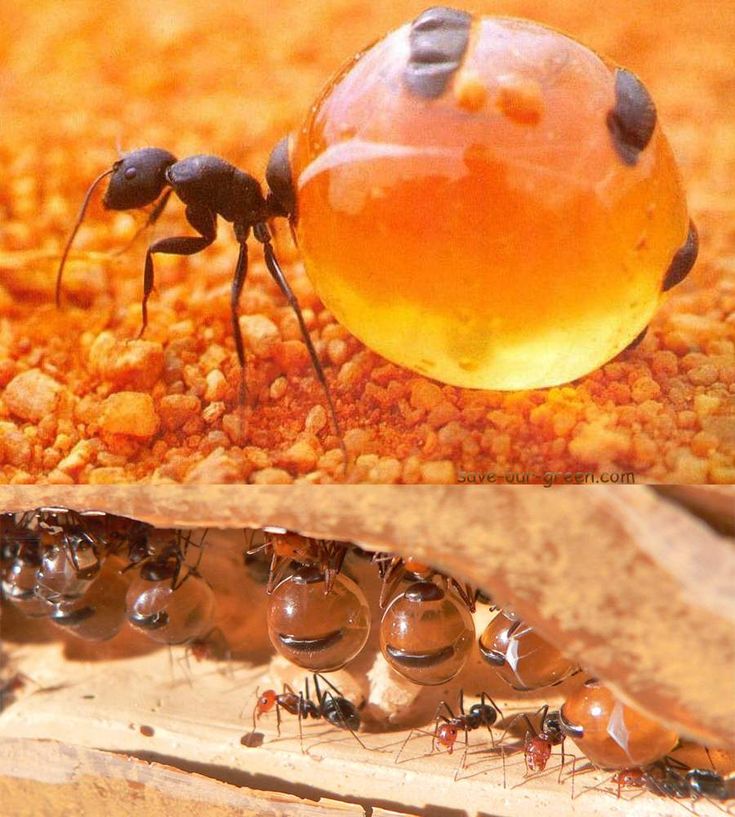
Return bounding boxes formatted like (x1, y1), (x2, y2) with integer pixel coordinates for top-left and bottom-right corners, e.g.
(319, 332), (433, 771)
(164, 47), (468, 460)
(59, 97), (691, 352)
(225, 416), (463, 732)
(56, 167), (115, 307)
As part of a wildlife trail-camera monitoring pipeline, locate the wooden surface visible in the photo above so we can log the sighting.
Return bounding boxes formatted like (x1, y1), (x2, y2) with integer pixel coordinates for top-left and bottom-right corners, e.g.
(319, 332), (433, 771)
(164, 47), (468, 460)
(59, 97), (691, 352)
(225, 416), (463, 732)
(0, 739), (375, 817)
(2, 627), (733, 817)
(2, 484), (734, 748)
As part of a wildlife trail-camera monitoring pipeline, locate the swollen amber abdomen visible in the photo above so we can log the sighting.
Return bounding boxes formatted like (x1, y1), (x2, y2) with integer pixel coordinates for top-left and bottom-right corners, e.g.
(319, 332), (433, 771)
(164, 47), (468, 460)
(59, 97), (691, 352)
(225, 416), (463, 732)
(479, 613), (578, 690)
(291, 13), (691, 389)
(561, 679), (678, 769)
(267, 567), (370, 671)
(379, 581), (474, 685)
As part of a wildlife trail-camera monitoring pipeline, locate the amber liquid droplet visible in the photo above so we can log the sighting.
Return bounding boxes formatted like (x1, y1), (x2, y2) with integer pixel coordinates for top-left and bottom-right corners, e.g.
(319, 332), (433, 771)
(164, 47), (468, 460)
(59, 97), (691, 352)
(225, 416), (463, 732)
(267, 572), (370, 671)
(561, 680), (678, 769)
(292, 17), (689, 389)
(479, 613), (577, 690)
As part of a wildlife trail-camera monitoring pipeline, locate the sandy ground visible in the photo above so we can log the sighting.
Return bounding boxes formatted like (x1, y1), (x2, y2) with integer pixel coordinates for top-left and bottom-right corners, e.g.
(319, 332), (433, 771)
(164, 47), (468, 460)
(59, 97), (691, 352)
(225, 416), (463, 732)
(0, 0), (732, 484)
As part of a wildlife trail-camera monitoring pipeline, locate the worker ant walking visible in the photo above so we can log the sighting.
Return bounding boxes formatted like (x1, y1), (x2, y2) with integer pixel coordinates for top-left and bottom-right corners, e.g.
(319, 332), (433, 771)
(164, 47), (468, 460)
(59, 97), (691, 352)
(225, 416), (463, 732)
(55, 144), (343, 452)
(249, 672), (364, 750)
(396, 690), (503, 766)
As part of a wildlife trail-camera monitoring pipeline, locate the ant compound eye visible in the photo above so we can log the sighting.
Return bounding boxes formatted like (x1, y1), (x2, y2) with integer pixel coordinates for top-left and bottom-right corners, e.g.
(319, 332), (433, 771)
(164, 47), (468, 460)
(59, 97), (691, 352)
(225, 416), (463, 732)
(124, 166), (137, 180)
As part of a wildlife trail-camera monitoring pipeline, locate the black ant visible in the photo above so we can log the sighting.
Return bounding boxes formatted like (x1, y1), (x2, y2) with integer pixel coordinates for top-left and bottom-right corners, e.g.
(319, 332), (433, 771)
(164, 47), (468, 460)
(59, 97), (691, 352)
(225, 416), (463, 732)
(250, 672), (363, 749)
(55, 145), (343, 453)
(641, 756), (735, 802)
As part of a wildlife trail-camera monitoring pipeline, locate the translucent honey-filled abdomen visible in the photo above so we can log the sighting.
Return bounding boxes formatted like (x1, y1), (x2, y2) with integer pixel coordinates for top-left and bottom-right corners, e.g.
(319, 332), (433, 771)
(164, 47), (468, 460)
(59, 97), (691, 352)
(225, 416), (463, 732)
(291, 12), (692, 389)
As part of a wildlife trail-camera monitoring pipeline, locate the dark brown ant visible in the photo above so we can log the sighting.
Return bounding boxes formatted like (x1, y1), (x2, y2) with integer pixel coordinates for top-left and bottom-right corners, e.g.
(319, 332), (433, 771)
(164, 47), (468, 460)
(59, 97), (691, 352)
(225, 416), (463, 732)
(372, 552), (477, 610)
(55, 146), (343, 453)
(124, 528), (205, 591)
(250, 673), (363, 749)
(641, 756), (735, 802)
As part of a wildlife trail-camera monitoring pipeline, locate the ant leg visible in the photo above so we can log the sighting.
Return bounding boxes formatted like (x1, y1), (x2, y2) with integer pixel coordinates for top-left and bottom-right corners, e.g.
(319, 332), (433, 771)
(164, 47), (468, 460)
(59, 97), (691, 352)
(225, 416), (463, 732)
(379, 558), (406, 608)
(297, 690), (306, 753)
(321, 690), (368, 750)
(113, 189), (173, 256)
(139, 204), (216, 338)
(230, 238), (249, 410)
(460, 724), (470, 770)
(496, 711), (533, 746)
(396, 728), (421, 763)
(312, 672), (348, 701)
(254, 222), (346, 465)
(558, 737), (566, 783)
(449, 578), (476, 612)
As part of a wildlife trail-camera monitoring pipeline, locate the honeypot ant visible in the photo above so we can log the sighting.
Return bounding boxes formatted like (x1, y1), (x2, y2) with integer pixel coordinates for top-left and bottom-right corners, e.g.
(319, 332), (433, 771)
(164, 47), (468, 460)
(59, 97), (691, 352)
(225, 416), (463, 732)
(372, 552), (477, 610)
(250, 672), (364, 750)
(124, 528), (206, 590)
(55, 146), (343, 453)
(248, 527), (348, 594)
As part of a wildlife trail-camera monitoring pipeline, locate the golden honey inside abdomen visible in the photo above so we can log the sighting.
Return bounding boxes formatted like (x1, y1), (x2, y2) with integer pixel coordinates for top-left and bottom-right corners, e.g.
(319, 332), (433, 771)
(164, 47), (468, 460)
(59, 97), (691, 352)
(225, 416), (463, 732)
(292, 17), (689, 389)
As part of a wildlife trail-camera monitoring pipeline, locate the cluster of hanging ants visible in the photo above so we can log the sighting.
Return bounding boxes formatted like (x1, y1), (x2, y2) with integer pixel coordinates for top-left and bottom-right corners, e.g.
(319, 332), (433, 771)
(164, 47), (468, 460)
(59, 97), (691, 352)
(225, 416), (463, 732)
(1, 508), (733, 806)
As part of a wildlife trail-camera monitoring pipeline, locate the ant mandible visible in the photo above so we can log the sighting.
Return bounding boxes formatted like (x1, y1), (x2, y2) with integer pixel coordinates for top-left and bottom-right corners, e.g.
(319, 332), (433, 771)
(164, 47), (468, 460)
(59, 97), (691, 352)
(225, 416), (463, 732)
(55, 143), (343, 449)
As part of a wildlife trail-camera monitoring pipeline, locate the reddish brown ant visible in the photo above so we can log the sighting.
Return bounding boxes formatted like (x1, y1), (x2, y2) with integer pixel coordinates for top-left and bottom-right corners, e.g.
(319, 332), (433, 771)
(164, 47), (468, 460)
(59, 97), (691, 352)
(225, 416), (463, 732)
(248, 673), (364, 750)
(499, 704), (568, 780)
(372, 552), (476, 610)
(247, 527), (348, 595)
(397, 691), (503, 765)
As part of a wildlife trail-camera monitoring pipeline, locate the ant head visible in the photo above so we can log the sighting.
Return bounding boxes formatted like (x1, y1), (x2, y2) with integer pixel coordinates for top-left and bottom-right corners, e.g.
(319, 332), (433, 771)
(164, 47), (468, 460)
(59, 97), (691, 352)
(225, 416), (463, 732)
(104, 147), (177, 210)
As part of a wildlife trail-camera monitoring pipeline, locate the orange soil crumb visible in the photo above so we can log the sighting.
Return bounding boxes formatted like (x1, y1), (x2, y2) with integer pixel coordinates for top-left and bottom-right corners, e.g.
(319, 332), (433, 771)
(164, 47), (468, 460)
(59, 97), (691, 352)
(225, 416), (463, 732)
(0, 0), (732, 484)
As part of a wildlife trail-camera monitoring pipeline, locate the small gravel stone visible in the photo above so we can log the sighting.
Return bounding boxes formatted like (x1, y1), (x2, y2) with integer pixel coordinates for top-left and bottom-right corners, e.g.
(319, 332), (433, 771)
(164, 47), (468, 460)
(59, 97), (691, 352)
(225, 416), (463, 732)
(88, 332), (164, 389)
(239, 314), (280, 357)
(98, 392), (159, 437)
(250, 467), (294, 484)
(420, 460), (456, 483)
(159, 394), (201, 430)
(409, 380), (444, 410)
(305, 405), (327, 434)
(278, 440), (318, 473)
(4, 369), (62, 422)
(204, 369), (227, 402)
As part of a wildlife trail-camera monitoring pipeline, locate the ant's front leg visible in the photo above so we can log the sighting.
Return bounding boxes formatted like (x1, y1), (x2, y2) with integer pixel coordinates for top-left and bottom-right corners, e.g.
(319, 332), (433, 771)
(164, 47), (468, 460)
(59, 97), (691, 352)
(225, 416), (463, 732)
(139, 204), (216, 338)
